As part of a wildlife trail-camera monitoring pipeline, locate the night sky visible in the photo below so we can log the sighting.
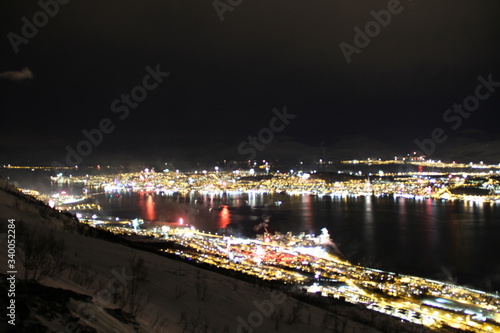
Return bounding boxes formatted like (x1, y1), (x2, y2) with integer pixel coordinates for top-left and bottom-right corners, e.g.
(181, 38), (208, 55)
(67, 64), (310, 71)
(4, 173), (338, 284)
(1, 0), (500, 166)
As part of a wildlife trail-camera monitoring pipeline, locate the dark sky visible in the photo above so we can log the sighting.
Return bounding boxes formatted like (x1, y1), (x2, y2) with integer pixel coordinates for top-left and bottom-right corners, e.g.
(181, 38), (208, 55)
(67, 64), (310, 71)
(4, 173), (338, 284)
(1, 0), (500, 165)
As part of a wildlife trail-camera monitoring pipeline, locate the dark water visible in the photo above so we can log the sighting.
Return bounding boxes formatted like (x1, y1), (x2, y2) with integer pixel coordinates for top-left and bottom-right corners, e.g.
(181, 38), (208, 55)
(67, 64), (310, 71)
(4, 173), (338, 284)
(3, 169), (500, 291)
(93, 191), (500, 291)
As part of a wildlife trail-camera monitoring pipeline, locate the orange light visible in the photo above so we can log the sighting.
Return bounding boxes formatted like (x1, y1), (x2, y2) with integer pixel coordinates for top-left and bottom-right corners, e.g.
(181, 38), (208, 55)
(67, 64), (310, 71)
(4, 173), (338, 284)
(219, 205), (230, 229)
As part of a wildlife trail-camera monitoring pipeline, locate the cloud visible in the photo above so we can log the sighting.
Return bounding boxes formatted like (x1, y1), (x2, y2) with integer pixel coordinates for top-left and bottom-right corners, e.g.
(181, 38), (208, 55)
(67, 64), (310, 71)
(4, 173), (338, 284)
(0, 67), (33, 81)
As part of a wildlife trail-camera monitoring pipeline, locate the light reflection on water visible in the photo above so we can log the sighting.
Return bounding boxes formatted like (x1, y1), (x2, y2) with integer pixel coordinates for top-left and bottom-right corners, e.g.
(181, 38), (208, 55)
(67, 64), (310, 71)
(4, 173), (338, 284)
(93, 191), (500, 287)
(5, 166), (500, 291)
